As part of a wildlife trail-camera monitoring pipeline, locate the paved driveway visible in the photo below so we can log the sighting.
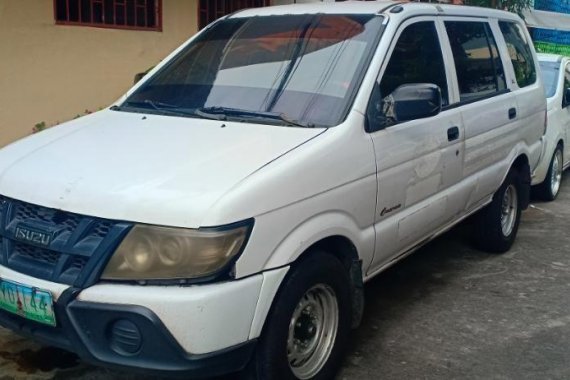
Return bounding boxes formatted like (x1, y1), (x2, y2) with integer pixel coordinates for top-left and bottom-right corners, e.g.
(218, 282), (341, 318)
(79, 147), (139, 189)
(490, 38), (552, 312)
(2, 176), (570, 380)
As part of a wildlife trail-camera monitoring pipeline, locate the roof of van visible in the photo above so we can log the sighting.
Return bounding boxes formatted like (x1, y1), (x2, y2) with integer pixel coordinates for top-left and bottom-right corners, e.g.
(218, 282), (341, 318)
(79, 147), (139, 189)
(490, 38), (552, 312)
(231, 1), (521, 21)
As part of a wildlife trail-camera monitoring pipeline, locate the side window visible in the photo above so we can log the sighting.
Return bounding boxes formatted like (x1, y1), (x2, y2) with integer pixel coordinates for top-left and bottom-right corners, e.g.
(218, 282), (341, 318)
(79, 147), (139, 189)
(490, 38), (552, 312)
(371, 21), (448, 128)
(445, 21), (507, 103)
(499, 21), (537, 88)
(380, 22), (448, 105)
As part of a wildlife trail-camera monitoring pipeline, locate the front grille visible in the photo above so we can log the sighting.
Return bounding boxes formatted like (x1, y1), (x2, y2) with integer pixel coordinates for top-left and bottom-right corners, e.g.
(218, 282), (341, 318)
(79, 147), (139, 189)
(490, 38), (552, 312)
(0, 195), (132, 287)
(92, 220), (113, 238)
(13, 242), (60, 264)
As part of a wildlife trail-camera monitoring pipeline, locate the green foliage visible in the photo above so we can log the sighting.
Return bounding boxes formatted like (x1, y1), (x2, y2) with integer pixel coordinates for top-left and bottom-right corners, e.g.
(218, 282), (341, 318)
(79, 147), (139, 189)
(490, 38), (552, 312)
(33, 121), (46, 133)
(534, 41), (570, 57)
(464, 0), (533, 16)
(32, 109), (97, 134)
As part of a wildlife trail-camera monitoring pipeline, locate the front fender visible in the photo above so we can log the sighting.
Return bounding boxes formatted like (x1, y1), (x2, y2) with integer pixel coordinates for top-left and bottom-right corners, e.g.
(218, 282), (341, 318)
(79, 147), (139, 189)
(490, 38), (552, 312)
(532, 132), (564, 185)
(262, 211), (375, 271)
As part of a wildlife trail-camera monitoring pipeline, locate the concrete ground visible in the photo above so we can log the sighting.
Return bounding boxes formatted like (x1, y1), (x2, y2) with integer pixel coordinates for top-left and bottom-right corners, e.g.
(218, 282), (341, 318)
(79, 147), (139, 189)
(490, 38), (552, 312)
(1, 176), (570, 380)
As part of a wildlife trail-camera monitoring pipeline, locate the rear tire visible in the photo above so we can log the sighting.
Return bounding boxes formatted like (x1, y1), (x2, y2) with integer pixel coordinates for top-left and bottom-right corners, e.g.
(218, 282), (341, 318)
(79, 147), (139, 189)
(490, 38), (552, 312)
(535, 146), (563, 201)
(247, 251), (352, 380)
(473, 169), (523, 253)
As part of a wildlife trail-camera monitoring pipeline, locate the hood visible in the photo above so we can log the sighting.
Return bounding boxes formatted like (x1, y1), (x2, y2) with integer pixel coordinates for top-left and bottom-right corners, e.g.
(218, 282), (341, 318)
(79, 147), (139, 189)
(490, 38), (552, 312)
(0, 110), (325, 228)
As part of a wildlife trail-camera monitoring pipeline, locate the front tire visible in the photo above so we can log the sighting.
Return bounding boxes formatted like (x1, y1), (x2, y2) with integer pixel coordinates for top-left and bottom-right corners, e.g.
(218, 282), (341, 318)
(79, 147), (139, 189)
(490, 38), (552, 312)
(474, 169), (523, 253)
(249, 251), (352, 380)
(535, 146), (563, 201)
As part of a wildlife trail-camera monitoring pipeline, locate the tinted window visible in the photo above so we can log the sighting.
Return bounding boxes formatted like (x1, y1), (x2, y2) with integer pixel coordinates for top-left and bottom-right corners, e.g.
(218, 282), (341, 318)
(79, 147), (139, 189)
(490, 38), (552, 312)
(122, 14), (384, 128)
(445, 21), (507, 102)
(499, 21), (537, 88)
(380, 21), (448, 106)
(539, 61), (560, 98)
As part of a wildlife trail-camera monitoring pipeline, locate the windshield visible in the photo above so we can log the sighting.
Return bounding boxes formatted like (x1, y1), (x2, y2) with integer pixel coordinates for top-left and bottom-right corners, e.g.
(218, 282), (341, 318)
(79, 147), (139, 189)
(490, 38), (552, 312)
(539, 61), (560, 98)
(121, 14), (384, 127)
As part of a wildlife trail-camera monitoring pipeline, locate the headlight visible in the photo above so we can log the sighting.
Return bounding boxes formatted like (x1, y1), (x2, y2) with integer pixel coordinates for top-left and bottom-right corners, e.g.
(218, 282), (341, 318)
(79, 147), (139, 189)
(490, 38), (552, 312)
(101, 222), (251, 281)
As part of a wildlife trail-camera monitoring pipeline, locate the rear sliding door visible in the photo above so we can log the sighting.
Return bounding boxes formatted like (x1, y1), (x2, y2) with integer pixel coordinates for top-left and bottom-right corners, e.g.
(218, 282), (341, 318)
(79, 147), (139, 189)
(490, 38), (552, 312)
(441, 18), (518, 210)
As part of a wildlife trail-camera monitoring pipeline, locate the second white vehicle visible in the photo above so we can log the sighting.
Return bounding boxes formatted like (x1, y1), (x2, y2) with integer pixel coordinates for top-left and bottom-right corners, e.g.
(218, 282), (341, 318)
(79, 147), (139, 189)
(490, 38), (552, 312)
(534, 53), (570, 200)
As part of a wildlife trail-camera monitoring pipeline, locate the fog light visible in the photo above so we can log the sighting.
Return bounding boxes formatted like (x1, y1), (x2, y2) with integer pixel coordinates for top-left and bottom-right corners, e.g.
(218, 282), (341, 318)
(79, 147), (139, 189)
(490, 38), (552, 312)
(109, 319), (142, 356)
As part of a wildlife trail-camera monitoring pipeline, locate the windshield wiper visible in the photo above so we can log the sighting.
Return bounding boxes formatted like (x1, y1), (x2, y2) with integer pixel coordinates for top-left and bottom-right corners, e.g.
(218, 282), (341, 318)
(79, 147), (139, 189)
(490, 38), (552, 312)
(116, 100), (194, 117)
(195, 107), (315, 128)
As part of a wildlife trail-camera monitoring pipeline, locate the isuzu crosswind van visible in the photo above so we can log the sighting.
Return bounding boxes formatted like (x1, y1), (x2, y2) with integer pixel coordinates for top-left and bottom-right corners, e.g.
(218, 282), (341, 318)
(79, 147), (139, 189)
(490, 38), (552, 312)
(0, 2), (545, 379)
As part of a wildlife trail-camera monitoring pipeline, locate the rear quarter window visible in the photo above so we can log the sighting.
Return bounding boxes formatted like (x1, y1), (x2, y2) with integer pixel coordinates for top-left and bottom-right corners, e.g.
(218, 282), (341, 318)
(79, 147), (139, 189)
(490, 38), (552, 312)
(445, 21), (507, 103)
(499, 21), (537, 88)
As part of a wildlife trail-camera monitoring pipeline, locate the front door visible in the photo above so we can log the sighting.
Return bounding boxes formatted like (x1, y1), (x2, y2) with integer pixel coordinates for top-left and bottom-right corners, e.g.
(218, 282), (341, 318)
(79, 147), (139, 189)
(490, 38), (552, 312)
(367, 18), (465, 272)
(443, 18), (520, 208)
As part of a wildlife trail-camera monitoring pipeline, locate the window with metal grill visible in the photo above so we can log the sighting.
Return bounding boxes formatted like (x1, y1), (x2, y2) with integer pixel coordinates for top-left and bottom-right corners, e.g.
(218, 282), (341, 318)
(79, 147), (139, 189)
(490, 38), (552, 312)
(198, 0), (268, 30)
(54, 0), (162, 31)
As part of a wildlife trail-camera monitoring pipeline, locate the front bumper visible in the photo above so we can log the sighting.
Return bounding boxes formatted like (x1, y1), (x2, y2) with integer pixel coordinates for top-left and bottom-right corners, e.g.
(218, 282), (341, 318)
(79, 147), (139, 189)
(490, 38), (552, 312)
(0, 291), (256, 377)
(0, 265), (289, 377)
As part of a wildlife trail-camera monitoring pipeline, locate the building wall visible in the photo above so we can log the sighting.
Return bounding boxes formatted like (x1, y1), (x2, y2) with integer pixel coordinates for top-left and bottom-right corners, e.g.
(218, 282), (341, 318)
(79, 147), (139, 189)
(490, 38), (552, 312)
(271, 0), (333, 4)
(530, 0), (570, 55)
(0, 0), (199, 147)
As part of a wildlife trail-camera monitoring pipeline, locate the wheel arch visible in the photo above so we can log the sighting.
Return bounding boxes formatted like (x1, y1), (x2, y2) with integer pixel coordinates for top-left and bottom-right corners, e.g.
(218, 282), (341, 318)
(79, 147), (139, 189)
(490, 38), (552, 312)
(262, 211), (373, 272)
(290, 234), (366, 329)
(557, 138), (564, 151)
(250, 234), (364, 338)
(262, 226), (368, 334)
(511, 153), (531, 209)
(246, 212), (374, 338)
(512, 153), (530, 173)
(305, 235), (359, 270)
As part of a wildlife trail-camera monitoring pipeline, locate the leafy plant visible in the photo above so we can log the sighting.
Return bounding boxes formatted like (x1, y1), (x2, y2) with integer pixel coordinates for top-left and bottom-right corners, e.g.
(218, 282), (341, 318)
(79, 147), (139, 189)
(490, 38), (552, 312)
(32, 121), (46, 133)
(32, 109), (98, 134)
(464, 0), (533, 16)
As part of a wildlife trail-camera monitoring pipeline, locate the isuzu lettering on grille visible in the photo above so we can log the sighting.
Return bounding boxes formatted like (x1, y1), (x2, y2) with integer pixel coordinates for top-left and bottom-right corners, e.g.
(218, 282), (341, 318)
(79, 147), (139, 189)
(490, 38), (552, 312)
(14, 224), (52, 247)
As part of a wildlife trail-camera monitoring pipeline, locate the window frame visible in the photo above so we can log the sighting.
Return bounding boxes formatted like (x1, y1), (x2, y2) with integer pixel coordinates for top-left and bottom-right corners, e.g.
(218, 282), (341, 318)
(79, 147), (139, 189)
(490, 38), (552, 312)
(564, 62), (570, 109)
(443, 20), (507, 104)
(435, 16), (514, 110)
(53, 0), (163, 32)
(120, 14), (388, 129)
(498, 20), (538, 89)
(366, 17), (453, 132)
(538, 60), (561, 99)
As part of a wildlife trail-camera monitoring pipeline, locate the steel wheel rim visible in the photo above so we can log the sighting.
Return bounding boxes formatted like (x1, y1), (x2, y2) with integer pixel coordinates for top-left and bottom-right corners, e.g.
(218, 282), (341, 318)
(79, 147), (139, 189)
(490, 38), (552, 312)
(551, 150), (563, 197)
(500, 184), (518, 236)
(287, 284), (339, 379)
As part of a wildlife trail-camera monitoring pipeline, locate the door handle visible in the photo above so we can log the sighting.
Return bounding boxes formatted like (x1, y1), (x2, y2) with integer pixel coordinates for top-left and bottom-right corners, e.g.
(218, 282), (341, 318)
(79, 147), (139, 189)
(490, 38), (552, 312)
(447, 126), (460, 142)
(509, 108), (517, 120)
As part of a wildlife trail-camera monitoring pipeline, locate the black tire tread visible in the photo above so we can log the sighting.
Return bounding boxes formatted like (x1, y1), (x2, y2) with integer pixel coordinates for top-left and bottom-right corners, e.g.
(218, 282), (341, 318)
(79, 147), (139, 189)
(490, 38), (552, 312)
(473, 169), (523, 253)
(247, 251), (352, 380)
(534, 146), (563, 202)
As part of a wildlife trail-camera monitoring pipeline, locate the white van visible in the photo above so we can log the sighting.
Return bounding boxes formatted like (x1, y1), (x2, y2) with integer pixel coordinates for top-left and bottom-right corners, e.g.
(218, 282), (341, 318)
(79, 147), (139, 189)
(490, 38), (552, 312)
(0, 2), (545, 379)
(533, 53), (570, 200)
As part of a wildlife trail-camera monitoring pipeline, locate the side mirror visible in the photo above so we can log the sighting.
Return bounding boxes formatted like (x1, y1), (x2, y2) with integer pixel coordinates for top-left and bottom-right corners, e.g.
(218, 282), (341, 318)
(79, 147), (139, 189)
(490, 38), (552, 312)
(564, 88), (570, 108)
(388, 83), (442, 123)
